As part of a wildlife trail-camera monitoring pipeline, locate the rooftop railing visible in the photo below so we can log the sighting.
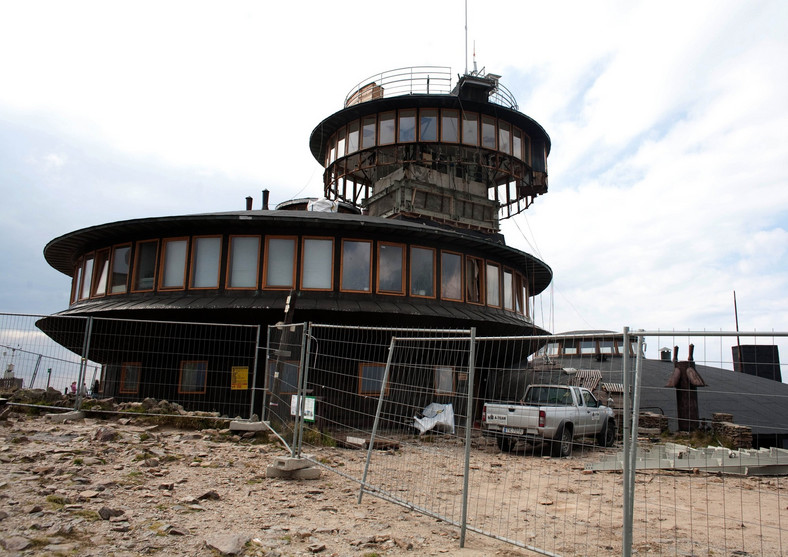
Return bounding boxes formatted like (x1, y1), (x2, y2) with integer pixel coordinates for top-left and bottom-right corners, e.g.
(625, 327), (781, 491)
(344, 66), (519, 110)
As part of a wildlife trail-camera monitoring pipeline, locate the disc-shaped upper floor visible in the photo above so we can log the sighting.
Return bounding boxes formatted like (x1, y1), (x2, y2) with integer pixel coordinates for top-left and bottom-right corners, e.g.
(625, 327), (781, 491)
(43, 208), (553, 335)
(309, 68), (551, 232)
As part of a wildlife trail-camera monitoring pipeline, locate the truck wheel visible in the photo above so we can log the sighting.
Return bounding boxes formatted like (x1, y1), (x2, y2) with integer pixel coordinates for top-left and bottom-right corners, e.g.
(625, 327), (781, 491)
(497, 436), (515, 452)
(596, 419), (617, 447)
(551, 425), (573, 457)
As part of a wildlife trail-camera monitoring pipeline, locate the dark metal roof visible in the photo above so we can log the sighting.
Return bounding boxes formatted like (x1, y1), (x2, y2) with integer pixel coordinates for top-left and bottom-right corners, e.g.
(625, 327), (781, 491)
(43, 210), (553, 295)
(309, 94), (552, 164)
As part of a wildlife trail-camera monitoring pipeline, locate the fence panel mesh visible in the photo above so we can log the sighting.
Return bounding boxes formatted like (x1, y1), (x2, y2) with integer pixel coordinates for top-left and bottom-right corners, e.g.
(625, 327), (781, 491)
(3, 315), (787, 556)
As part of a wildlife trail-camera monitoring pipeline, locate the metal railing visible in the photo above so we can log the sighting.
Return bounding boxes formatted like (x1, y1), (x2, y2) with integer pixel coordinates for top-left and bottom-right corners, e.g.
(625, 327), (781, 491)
(344, 66), (519, 110)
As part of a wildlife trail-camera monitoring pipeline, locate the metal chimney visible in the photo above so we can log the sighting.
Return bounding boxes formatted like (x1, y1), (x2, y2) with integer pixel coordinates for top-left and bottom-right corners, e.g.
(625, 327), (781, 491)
(262, 189), (270, 210)
(245, 196), (253, 211)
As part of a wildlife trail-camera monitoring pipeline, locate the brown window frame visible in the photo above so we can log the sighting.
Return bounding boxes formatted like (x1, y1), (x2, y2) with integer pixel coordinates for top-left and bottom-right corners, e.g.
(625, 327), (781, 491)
(78, 253), (95, 301)
(225, 235), (260, 290)
(378, 111), (396, 146)
(108, 243), (131, 296)
(481, 115), (497, 150)
(90, 248), (111, 298)
(440, 250), (464, 302)
(358, 362), (389, 396)
(498, 120), (512, 155)
(409, 245), (436, 299)
(189, 235), (223, 290)
(502, 267), (515, 311)
(132, 239), (159, 293)
(440, 109), (460, 143)
(300, 236), (334, 291)
(434, 365), (455, 395)
(263, 235), (298, 290)
(461, 111), (479, 146)
(158, 236), (190, 291)
(70, 258), (82, 304)
(361, 115), (377, 149)
(119, 362), (141, 394)
(376, 242), (406, 296)
(418, 108), (438, 142)
(398, 109), (417, 143)
(178, 360), (208, 395)
(340, 238), (373, 293)
(465, 256), (485, 305)
(485, 261), (502, 308)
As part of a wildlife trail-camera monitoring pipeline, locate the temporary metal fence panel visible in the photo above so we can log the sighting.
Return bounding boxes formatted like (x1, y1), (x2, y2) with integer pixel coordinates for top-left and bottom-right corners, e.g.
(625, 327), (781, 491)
(0, 313), (94, 407)
(3, 314), (786, 556)
(0, 313), (262, 419)
(618, 330), (788, 557)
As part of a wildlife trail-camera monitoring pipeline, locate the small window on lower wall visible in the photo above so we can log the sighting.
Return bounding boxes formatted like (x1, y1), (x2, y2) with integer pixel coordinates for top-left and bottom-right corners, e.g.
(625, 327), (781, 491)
(358, 362), (388, 396)
(435, 366), (455, 395)
(179, 360), (207, 394)
(120, 363), (141, 394)
(410, 246), (435, 298)
(486, 262), (501, 308)
(267, 360), (300, 395)
(465, 256), (484, 304)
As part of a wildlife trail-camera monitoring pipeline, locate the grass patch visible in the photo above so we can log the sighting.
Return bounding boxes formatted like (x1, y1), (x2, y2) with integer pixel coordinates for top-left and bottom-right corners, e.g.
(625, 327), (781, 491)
(45, 495), (70, 509)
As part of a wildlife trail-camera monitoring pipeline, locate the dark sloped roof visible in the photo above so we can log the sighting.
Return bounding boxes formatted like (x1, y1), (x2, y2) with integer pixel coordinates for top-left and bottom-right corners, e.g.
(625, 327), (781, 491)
(531, 355), (788, 436)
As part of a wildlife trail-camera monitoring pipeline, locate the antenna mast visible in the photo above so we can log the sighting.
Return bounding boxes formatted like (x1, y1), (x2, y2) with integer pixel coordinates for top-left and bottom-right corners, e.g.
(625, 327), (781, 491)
(464, 0), (468, 74)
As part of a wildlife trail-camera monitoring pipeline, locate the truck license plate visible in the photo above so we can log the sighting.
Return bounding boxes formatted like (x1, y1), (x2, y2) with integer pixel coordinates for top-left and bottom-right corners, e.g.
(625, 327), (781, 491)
(502, 427), (523, 434)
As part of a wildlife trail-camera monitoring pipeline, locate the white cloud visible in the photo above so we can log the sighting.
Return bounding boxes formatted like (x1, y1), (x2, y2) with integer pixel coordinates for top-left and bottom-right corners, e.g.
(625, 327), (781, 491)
(0, 0), (785, 339)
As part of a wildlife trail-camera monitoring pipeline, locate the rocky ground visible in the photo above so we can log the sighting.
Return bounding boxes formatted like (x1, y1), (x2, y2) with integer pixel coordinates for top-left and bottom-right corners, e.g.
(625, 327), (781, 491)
(0, 408), (526, 557)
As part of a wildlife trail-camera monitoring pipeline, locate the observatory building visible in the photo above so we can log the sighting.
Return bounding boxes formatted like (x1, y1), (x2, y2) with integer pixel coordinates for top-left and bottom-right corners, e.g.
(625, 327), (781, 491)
(40, 67), (554, 415)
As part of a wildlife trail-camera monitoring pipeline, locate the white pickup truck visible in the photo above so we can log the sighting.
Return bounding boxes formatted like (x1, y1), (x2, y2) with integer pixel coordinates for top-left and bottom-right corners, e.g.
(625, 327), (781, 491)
(481, 384), (617, 457)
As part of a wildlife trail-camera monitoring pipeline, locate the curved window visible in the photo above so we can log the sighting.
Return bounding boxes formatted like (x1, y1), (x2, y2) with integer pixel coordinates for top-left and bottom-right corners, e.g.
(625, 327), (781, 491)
(440, 251), (463, 301)
(301, 237), (333, 290)
(80, 255), (94, 300)
(379, 111), (396, 145)
(419, 109), (438, 142)
(465, 256), (483, 304)
(398, 109), (416, 142)
(133, 240), (158, 292)
(377, 242), (405, 295)
(513, 128), (523, 161)
(462, 112), (478, 145)
(347, 120), (359, 154)
(227, 236), (259, 289)
(482, 115), (496, 149)
(503, 269), (514, 310)
(498, 121), (511, 155)
(92, 249), (110, 297)
(337, 128), (346, 158)
(190, 236), (222, 289)
(341, 239), (372, 292)
(264, 236), (296, 289)
(441, 110), (459, 142)
(110, 244), (131, 294)
(71, 260), (83, 304)
(410, 246), (435, 298)
(160, 237), (188, 290)
(361, 116), (377, 148)
(486, 262), (500, 307)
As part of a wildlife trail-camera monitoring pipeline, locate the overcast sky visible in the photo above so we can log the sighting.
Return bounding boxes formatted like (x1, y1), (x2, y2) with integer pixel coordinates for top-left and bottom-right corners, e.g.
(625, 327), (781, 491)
(1, 1), (786, 353)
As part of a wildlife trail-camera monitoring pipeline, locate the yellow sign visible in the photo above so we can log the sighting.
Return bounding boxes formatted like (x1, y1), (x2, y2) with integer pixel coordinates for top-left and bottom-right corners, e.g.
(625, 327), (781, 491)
(231, 366), (249, 390)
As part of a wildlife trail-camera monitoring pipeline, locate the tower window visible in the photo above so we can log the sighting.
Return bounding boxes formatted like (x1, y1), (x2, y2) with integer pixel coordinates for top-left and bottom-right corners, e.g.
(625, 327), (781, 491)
(410, 246), (435, 298)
